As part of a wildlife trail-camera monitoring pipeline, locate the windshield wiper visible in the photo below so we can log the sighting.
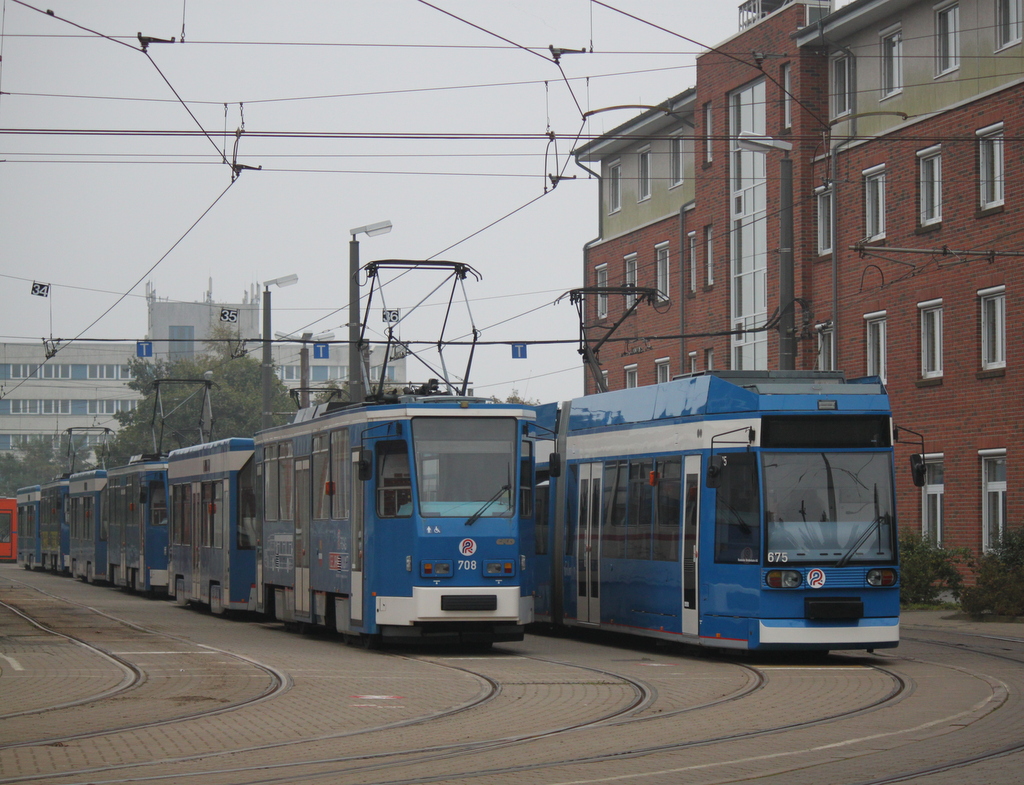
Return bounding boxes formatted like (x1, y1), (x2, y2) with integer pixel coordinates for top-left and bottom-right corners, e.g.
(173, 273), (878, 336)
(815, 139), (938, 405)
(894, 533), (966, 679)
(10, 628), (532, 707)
(465, 484), (511, 526)
(836, 515), (887, 568)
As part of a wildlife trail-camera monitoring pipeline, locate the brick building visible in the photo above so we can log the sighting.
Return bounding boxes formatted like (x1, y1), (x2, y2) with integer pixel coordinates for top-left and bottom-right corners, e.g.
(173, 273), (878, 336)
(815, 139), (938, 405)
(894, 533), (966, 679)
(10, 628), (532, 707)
(575, 0), (1022, 555)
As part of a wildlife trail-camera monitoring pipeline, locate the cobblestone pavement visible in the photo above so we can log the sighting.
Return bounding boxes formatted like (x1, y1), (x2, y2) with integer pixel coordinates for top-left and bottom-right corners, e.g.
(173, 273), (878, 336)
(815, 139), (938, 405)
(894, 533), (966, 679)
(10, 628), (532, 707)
(2, 565), (1023, 785)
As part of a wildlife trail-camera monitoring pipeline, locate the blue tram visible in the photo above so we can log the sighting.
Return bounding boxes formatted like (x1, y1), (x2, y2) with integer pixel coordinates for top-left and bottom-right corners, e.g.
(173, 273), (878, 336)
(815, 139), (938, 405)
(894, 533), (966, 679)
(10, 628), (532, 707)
(167, 439), (258, 614)
(69, 469), (108, 582)
(529, 371), (914, 653)
(16, 485), (41, 569)
(255, 395), (540, 645)
(40, 478), (70, 573)
(104, 456), (170, 593)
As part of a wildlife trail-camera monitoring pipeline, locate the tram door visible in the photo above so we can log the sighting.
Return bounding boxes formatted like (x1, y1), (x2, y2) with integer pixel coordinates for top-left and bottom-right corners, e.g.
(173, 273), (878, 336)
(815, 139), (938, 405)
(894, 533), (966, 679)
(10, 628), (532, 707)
(576, 463), (602, 624)
(294, 457), (311, 616)
(191, 482), (202, 600)
(682, 455), (701, 636)
(349, 447), (364, 627)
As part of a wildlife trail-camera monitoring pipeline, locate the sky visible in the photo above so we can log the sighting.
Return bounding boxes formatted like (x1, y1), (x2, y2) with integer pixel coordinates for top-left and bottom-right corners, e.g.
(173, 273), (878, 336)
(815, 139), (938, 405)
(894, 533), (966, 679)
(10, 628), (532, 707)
(1, 0), (750, 404)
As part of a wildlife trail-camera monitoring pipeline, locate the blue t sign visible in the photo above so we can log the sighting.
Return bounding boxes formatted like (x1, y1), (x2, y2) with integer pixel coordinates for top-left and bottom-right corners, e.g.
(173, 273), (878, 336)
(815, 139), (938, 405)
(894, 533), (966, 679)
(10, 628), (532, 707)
(511, 344), (527, 359)
(136, 341), (153, 358)
(313, 343), (330, 359)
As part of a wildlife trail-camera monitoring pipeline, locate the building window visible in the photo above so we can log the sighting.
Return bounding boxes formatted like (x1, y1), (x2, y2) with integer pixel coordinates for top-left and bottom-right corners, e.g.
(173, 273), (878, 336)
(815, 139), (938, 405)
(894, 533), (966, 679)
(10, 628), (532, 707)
(625, 365), (638, 389)
(922, 456), (945, 546)
(980, 285), (1006, 370)
(624, 253), (638, 305)
(670, 135), (685, 186)
(981, 450), (1006, 551)
(638, 147), (651, 201)
(595, 264), (608, 319)
(919, 299), (943, 378)
(864, 164), (886, 240)
(865, 311), (887, 383)
(881, 27), (903, 97)
(704, 225), (714, 286)
(655, 243), (670, 302)
(655, 359), (671, 384)
(832, 53), (852, 117)
(608, 160), (621, 213)
(704, 348), (714, 371)
(918, 145), (942, 226)
(689, 351), (698, 374)
(978, 123), (1004, 209)
(936, 2), (960, 75)
(997, 0), (1022, 49)
(688, 231), (697, 293)
(703, 102), (713, 163)
(816, 325), (835, 371)
(88, 364), (122, 379)
(816, 187), (832, 255)
(277, 365), (300, 381)
(781, 62), (792, 129)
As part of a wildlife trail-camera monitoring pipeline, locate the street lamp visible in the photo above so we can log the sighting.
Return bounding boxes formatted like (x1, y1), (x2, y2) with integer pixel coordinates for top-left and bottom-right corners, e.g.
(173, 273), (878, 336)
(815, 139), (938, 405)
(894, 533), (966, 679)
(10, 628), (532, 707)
(261, 273), (299, 430)
(736, 132), (795, 371)
(276, 330), (336, 408)
(349, 220), (392, 404)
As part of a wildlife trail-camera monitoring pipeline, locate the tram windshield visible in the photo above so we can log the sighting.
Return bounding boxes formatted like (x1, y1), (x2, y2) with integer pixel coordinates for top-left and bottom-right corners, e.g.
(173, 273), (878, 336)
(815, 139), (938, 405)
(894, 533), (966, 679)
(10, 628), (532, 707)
(763, 451), (895, 565)
(412, 417), (516, 518)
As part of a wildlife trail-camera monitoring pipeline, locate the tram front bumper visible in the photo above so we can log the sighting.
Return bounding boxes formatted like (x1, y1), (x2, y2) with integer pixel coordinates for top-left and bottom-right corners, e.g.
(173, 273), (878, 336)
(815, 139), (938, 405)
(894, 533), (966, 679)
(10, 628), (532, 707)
(758, 616), (900, 648)
(376, 585), (525, 625)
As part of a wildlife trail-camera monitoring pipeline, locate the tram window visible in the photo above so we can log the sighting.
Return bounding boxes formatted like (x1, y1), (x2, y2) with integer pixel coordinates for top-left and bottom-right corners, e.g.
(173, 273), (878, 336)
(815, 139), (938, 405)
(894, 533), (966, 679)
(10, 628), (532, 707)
(602, 462), (627, 559)
(713, 452), (760, 564)
(653, 458), (682, 562)
(238, 458), (257, 549)
(149, 481), (168, 527)
(0, 512), (10, 543)
(279, 443), (294, 522)
(377, 440), (412, 517)
(172, 483), (192, 545)
(565, 464), (578, 556)
(520, 439), (534, 518)
(330, 430), (350, 519)
(313, 435), (330, 520)
(627, 461), (654, 560)
(534, 475), (549, 555)
(263, 444), (279, 522)
(214, 481), (225, 550)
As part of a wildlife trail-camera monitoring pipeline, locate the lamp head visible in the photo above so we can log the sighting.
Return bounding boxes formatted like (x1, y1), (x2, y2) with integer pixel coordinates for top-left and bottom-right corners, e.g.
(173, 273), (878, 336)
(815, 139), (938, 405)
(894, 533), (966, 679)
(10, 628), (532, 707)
(350, 220), (393, 238)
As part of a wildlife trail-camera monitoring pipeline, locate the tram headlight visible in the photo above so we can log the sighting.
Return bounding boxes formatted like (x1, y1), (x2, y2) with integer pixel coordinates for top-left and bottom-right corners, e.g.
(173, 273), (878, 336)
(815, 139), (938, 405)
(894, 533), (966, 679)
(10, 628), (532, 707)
(866, 568), (897, 587)
(485, 560), (516, 577)
(766, 570), (802, 589)
(421, 560), (453, 578)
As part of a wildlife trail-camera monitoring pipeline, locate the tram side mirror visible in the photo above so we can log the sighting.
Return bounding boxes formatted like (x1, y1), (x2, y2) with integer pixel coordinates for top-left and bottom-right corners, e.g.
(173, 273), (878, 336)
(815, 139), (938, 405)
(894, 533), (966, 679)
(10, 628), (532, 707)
(548, 452), (562, 478)
(358, 448), (373, 482)
(706, 455), (726, 489)
(910, 454), (926, 488)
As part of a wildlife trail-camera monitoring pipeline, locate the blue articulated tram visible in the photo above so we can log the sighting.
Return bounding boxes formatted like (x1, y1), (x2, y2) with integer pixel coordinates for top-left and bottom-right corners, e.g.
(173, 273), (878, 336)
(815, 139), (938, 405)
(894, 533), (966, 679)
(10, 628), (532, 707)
(40, 477), (70, 573)
(529, 371), (920, 653)
(69, 469), (108, 583)
(104, 456), (170, 593)
(16, 485), (41, 569)
(167, 438), (258, 614)
(255, 394), (540, 646)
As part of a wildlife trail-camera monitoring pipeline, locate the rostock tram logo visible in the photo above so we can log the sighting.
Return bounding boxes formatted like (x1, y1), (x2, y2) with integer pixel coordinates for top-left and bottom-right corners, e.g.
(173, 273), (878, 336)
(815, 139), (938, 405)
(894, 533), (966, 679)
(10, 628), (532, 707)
(459, 538), (477, 556)
(807, 568), (826, 588)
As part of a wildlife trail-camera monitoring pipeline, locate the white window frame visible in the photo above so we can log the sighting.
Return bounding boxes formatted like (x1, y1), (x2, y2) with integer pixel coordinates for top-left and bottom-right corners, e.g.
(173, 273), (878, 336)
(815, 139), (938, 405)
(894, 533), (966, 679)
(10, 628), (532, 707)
(688, 231), (698, 293)
(781, 62), (792, 129)
(624, 364), (638, 389)
(980, 285), (1006, 370)
(670, 134), (685, 187)
(997, 0), (1023, 49)
(704, 348), (714, 371)
(655, 358), (671, 385)
(624, 253), (638, 305)
(637, 147), (651, 202)
(816, 324), (835, 371)
(655, 243), (670, 302)
(704, 102), (713, 163)
(832, 53), (853, 118)
(863, 164), (886, 241)
(688, 351), (698, 374)
(981, 448), (1007, 552)
(936, 2), (960, 76)
(608, 160), (621, 213)
(881, 26), (903, 97)
(595, 264), (609, 319)
(864, 310), (888, 383)
(917, 145), (942, 226)
(919, 298), (944, 378)
(704, 225), (714, 286)
(922, 453), (945, 546)
(977, 123), (1005, 209)
(816, 186), (833, 255)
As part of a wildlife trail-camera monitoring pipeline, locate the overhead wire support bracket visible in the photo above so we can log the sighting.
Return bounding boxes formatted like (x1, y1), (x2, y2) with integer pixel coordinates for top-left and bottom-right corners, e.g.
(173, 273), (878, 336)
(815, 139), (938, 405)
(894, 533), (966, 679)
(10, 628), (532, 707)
(137, 32), (176, 52)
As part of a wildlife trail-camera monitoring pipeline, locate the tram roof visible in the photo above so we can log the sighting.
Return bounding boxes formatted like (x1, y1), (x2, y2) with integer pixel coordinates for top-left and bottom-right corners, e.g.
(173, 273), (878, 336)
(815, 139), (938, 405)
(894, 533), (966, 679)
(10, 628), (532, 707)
(566, 371), (889, 431)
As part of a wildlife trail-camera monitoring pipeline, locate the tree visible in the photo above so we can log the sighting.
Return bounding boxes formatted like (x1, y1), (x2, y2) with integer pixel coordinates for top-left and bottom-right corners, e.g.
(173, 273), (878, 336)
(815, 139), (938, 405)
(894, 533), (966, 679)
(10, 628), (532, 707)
(0, 438), (67, 496)
(106, 333), (293, 465)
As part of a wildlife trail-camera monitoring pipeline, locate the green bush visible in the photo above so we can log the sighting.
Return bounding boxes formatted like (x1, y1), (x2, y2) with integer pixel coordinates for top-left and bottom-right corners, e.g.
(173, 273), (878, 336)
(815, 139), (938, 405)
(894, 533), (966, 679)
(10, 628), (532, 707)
(960, 528), (1024, 617)
(899, 531), (968, 605)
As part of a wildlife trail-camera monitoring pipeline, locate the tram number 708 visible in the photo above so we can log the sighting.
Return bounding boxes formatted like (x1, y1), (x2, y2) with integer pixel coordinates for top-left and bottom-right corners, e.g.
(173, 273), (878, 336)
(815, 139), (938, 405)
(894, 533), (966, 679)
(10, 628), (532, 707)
(458, 560), (478, 571)
(767, 552), (789, 563)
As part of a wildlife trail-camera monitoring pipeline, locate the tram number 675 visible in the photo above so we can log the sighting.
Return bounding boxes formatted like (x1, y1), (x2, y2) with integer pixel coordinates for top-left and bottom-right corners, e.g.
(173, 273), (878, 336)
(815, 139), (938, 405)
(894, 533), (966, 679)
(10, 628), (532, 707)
(767, 552), (789, 563)
(458, 560), (477, 571)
